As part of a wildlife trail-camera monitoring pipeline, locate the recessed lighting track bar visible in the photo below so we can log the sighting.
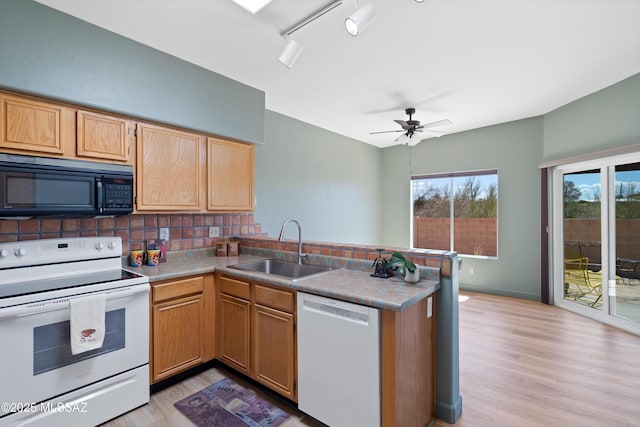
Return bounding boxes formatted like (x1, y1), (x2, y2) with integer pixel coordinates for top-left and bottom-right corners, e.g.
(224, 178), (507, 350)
(280, 0), (343, 38)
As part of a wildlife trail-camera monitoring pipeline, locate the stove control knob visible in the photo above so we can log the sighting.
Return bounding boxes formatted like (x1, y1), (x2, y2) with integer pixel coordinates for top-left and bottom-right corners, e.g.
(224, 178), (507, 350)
(15, 247), (27, 257)
(95, 242), (105, 251)
(0, 249), (9, 258)
(107, 241), (117, 250)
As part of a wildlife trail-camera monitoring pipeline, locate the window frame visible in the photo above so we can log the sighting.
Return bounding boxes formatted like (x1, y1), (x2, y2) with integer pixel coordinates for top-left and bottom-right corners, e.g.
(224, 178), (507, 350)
(411, 169), (499, 258)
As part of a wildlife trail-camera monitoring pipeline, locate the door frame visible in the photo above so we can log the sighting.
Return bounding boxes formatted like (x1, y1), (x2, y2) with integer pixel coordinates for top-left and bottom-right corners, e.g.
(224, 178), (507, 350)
(549, 152), (640, 336)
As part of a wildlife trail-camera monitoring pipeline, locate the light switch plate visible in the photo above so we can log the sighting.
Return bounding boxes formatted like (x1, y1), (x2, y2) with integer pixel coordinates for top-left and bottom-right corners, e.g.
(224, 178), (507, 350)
(209, 226), (220, 238)
(159, 227), (169, 241)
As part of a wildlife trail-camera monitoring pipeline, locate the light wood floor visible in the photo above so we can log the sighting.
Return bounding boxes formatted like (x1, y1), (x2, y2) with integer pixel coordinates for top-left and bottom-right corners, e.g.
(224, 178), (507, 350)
(104, 291), (640, 427)
(101, 366), (326, 427)
(434, 291), (640, 427)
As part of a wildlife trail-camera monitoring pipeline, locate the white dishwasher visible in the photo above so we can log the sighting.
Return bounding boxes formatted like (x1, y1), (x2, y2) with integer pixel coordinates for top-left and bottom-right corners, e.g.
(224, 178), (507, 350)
(297, 292), (380, 427)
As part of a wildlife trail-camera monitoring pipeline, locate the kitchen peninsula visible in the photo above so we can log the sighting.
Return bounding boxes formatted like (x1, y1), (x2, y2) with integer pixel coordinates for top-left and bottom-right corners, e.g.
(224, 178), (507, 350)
(131, 239), (462, 426)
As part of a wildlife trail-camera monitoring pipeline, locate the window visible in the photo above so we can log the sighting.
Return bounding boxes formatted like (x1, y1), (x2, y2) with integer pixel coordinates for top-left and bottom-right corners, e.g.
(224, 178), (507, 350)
(412, 170), (498, 257)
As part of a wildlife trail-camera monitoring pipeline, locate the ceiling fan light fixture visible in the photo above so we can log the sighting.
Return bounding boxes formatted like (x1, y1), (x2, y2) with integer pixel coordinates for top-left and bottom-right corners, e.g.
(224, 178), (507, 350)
(396, 133), (410, 144)
(407, 134), (422, 146)
(278, 39), (303, 69)
(345, 3), (376, 36)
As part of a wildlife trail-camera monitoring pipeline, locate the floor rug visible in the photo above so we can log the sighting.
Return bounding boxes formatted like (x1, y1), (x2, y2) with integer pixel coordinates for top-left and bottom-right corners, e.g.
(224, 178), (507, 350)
(174, 377), (291, 427)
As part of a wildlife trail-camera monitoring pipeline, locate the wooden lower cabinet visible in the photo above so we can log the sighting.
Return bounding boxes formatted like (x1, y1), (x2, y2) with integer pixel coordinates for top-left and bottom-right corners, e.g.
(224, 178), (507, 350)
(218, 292), (251, 374)
(150, 274), (215, 384)
(381, 296), (436, 427)
(253, 304), (296, 400)
(152, 293), (204, 382)
(150, 269), (436, 423)
(217, 274), (297, 401)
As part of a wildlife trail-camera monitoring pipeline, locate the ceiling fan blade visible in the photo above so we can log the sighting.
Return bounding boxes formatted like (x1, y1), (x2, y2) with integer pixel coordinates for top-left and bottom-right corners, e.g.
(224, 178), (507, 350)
(414, 129), (446, 137)
(370, 130), (405, 135)
(395, 133), (409, 142)
(417, 119), (452, 130)
(393, 119), (410, 130)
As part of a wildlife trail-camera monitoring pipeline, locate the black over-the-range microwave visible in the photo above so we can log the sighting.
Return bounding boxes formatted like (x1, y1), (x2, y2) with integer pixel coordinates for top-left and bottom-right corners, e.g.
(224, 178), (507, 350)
(0, 153), (134, 217)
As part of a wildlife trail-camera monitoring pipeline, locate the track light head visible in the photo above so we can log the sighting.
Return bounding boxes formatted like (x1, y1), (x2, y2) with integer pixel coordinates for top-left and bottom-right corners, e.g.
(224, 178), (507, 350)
(278, 39), (303, 69)
(345, 3), (376, 36)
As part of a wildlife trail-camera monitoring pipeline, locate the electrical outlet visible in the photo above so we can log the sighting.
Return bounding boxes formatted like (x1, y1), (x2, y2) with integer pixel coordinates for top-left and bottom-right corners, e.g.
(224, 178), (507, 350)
(468, 267), (475, 275)
(159, 227), (169, 241)
(209, 226), (220, 238)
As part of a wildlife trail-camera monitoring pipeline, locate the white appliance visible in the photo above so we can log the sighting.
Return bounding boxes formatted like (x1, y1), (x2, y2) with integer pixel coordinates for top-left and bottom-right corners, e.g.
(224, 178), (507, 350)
(297, 292), (380, 427)
(0, 237), (150, 427)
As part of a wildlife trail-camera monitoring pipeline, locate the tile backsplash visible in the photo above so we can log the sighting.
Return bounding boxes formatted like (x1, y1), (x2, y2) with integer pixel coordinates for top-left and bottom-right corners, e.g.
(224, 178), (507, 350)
(0, 214), (456, 277)
(0, 213), (264, 253)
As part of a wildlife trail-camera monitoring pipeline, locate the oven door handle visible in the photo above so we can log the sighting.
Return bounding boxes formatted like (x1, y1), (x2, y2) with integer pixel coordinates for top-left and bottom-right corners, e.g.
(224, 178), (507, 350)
(0, 284), (149, 319)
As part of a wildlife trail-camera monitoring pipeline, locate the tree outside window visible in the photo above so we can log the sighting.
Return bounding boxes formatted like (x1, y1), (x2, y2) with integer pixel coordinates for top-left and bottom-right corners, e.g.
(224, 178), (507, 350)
(412, 171), (498, 257)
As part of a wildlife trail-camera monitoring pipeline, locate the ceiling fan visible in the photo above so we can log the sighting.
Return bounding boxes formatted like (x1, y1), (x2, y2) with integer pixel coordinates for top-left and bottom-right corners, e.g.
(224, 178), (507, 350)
(370, 108), (452, 146)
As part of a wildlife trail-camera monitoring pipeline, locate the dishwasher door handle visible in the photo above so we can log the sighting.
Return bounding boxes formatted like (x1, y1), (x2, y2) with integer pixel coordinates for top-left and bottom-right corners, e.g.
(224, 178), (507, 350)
(302, 298), (371, 325)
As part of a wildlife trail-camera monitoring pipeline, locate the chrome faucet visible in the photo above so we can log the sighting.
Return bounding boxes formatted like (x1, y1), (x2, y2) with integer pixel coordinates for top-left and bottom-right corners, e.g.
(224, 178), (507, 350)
(278, 218), (306, 264)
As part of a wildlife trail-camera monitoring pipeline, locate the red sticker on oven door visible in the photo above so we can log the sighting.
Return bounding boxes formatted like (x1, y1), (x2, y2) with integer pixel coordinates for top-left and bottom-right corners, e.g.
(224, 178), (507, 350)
(81, 328), (96, 337)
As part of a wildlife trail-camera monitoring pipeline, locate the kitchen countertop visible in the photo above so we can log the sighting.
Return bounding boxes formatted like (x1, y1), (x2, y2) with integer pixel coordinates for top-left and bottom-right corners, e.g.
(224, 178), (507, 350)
(125, 251), (439, 311)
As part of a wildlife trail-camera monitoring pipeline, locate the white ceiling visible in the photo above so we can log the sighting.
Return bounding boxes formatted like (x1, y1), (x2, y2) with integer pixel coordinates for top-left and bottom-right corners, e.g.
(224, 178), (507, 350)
(36, 0), (640, 148)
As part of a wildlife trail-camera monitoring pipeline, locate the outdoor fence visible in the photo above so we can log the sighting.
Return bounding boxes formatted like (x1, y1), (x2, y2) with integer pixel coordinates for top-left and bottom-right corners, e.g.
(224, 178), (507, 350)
(413, 217), (497, 257)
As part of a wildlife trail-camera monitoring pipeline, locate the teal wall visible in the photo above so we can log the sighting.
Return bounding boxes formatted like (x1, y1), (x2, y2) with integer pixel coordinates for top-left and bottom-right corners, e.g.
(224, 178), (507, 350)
(256, 111), (382, 245)
(381, 72), (640, 300)
(2, 0), (639, 300)
(543, 73), (640, 161)
(0, 0), (382, 246)
(0, 0), (265, 144)
(381, 118), (544, 300)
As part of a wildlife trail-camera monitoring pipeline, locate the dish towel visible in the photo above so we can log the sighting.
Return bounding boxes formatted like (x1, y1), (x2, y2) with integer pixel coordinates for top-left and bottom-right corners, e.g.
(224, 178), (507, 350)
(70, 293), (107, 355)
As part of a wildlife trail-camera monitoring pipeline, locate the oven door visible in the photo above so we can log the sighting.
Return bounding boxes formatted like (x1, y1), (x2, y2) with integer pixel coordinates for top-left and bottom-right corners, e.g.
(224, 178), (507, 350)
(0, 283), (149, 410)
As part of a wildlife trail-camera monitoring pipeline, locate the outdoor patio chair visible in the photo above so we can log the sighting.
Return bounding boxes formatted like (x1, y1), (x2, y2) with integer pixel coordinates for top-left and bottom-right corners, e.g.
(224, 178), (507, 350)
(564, 257), (602, 307)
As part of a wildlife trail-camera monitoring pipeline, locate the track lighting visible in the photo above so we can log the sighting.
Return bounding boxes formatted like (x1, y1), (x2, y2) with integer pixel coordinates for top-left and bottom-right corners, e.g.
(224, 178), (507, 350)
(278, 39), (303, 69)
(280, 0), (343, 38)
(345, 3), (376, 36)
(277, 0), (342, 69)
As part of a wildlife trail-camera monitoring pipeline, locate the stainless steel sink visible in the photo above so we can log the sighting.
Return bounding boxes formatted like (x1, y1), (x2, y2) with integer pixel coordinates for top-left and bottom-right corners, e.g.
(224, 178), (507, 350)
(228, 259), (331, 279)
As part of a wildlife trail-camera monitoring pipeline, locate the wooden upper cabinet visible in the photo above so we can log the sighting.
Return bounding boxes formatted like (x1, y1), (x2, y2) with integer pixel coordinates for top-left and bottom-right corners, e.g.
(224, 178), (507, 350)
(76, 110), (133, 163)
(0, 92), (74, 156)
(136, 123), (205, 211)
(207, 137), (254, 211)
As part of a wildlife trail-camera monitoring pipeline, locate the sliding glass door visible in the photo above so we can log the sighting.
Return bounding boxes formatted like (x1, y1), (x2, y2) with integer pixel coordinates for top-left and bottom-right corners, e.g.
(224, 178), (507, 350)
(612, 162), (640, 324)
(562, 169), (602, 311)
(552, 154), (640, 333)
